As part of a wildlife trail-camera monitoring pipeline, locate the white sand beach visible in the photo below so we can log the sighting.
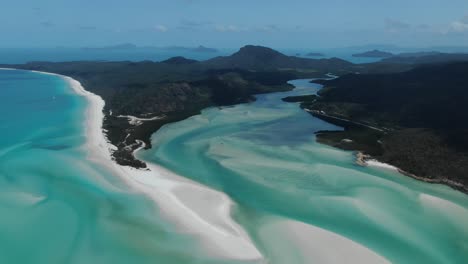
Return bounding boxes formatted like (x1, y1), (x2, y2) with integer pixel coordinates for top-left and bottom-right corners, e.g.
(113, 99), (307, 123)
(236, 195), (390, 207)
(1, 68), (263, 262)
(59, 72), (263, 261)
(0, 68), (263, 261)
(365, 159), (399, 171)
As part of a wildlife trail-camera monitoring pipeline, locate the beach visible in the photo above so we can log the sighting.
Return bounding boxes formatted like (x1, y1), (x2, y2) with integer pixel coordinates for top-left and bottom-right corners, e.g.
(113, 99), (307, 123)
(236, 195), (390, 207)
(58, 72), (263, 261)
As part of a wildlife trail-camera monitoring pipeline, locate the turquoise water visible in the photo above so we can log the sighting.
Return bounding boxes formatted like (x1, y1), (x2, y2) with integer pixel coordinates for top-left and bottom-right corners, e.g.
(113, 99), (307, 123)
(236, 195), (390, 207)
(140, 79), (468, 263)
(2, 70), (467, 263)
(0, 69), (239, 264)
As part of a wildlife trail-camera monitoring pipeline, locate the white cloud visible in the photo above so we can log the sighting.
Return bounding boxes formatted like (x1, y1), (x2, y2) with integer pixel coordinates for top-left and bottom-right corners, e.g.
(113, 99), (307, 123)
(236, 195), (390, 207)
(154, 24), (168, 32)
(448, 16), (468, 33)
(449, 21), (468, 32)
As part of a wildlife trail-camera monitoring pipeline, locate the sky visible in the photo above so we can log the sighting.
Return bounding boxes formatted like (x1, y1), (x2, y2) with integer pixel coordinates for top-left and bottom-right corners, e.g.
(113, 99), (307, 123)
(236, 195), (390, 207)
(1, 0), (468, 49)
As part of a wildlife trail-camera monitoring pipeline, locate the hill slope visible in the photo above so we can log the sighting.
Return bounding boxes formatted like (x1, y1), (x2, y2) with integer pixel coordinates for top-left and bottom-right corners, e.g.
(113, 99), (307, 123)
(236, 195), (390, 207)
(205, 45), (353, 71)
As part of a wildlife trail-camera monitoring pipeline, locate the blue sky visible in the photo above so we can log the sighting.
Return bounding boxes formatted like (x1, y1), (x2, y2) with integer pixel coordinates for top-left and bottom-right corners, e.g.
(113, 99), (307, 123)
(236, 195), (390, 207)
(1, 0), (468, 48)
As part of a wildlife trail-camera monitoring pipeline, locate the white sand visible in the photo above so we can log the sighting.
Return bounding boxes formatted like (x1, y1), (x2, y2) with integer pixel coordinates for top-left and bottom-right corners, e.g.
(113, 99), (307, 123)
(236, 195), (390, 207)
(365, 159), (399, 172)
(8, 69), (263, 261)
(261, 219), (390, 264)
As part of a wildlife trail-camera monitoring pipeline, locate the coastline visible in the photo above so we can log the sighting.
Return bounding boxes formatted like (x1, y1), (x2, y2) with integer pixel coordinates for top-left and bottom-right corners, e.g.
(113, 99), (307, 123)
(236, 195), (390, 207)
(355, 151), (468, 193)
(66, 73), (263, 261)
(9, 68), (263, 261)
(283, 80), (468, 194)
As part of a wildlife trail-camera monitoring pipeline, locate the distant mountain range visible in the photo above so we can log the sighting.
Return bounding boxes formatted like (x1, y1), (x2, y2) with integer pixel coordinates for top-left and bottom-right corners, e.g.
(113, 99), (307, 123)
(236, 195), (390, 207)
(161, 56), (198, 64)
(352, 50), (394, 58)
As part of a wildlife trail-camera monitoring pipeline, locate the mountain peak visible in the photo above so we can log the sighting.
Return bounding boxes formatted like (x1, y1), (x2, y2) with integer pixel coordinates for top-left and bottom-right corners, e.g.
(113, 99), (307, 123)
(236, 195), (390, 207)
(235, 45), (285, 58)
(161, 56), (198, 64)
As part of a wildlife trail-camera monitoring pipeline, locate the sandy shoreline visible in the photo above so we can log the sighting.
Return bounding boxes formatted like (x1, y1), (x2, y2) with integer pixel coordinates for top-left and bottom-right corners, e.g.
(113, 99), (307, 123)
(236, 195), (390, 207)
(355, 151), (467, 192)
(6, 68), (263, 261)
(67, 74), (263, 261)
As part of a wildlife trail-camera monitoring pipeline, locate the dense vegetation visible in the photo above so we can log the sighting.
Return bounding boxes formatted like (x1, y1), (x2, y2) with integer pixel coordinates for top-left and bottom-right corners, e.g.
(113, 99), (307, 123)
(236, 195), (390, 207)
(287, 62), (468, 192)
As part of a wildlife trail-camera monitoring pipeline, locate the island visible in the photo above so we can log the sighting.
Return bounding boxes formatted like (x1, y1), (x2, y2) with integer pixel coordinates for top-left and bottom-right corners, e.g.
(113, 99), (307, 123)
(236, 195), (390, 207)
(352, 49), (394, 58)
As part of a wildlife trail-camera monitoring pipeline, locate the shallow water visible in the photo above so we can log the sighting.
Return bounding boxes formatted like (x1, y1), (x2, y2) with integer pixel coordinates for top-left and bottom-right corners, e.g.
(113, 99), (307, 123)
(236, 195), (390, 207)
(140, 79), (468, 263)
(0, 69), (239, 264)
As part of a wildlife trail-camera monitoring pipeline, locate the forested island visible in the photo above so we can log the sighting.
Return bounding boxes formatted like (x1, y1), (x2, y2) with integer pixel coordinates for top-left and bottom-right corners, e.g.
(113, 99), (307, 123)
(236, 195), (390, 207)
(3, 45), (468, 193)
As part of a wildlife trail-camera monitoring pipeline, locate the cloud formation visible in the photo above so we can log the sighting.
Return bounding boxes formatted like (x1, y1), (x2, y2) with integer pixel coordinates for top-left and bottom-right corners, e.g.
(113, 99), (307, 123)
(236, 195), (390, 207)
(449, 16), (468, 33)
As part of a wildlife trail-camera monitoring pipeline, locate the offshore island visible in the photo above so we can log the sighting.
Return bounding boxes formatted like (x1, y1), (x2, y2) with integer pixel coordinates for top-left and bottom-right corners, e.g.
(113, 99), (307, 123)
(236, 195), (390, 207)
(3, 45), (468, 193)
